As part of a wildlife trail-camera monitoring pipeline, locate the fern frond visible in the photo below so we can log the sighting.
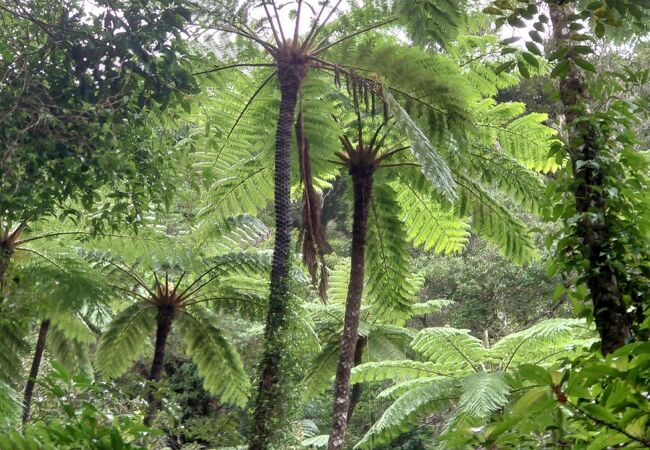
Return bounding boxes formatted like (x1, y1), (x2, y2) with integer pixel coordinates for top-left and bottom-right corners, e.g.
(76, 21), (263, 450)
(351, 360), (458, 384)
(366, 324), (415, 361)
(386, 92), (457, 201)
(0, 381), (20, 428)
(326, 258), (351, 305)
(411, 327), (486, 372)
(377, 377), (443, 399)
(95, 301), (156, 378)
(0, 319), (28, 384)
(410, 299), (455, 318)
(489, 318), (592, 369)
(302, 341), (340, 400)
(205, 250), (272, 279)
(457, 372), (510, 420)
(47, 326), (93, 378)
(200, 285), (268, 322)
(473, 99), (558, 173)
(354, 378), (458, 449)
(460, 143), (546, 213)
(176, 308), (250, 407)
(48, 312), (95, 344)
(210, 215), (272, 252)
(392, 0), (464, 46)
(365, 181), (416, 321)
(394, 174), (470, 254)
(455, 174), (537, 264)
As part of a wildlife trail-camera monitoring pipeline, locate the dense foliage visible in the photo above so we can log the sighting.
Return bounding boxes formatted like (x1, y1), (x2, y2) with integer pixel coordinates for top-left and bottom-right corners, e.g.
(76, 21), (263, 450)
(0, 0), (648, 449)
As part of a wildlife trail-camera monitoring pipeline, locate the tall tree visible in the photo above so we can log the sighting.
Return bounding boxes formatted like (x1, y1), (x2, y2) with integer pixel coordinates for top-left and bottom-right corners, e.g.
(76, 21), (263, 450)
(484, 0), (650, 354)
(87, 218), (270, 424)
(192, 2), (469, 445)
(0, 0), (196, 286)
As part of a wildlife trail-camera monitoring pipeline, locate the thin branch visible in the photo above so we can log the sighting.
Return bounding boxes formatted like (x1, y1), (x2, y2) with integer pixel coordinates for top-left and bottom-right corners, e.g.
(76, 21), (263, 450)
(301, 0), (331, 50)
(566, 400), (650, 447)
(182, 295), (265, 308)
(226, 70), (277, 139)
(107, 283), (151, 303)
(213, 24), (277, 54)
(293, 0), (303, 44)
(262, 2), (282, 46)
(181, 272), (224, 301)
(368, 117), (392, 151)
(388, 86), (446, 114)
(192, 62), (275, 77)
(16, 230), (88, 245)
(173, 272), (187, 293)
(313, 17), (398, 55)
(378, 162), (420, 169)
(443, 336), (480, 373)
(15, 247), (65, 272)
(302, 0), (345, 50)
(376, 145), (410, 164)
(270, 0), (286, 44)
(176, 262), (229, 299)
(102, 259), (155, 297)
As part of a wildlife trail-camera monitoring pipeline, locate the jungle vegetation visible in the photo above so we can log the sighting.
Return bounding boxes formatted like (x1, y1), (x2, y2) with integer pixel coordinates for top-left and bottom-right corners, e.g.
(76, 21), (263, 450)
(0, 0), (649, 449)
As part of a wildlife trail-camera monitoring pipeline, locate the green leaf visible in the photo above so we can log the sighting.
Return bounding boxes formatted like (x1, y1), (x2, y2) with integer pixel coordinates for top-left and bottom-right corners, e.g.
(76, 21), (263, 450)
(511, 386), (550, 416)
(574, 58), (596, 73)
(525, 41), (542, 56)
(518, 364), (552, 386)
(551, 60), (571, 78)
(521, 52), (540, 68)
(518, 61), (530, 79)
(529, 30), (543, 43)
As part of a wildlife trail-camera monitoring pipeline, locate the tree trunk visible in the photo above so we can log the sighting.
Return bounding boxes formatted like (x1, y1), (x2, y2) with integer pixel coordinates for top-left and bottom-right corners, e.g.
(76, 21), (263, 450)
(549, 1), (630, 355)
(347, 336), (367, 422)
(250, 54), (307, 450)
(22, 319), (50, 423)
(144, 305), (175, 425)
(328, 165), (373, 450)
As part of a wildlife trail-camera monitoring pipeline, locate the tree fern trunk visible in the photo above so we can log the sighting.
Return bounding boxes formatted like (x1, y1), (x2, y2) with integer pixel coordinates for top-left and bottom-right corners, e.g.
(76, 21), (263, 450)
(549, 2), (630, 355)
(250, 55), (306, 450)
(347, 336), (367, 422)
(22, 319), (50, 423)
(328, 166), (373, 450)
(144, 305), (175, 425)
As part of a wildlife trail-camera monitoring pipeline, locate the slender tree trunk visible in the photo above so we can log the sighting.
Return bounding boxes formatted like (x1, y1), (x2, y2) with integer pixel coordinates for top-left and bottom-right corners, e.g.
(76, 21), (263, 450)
(144, 305), (175, 426)
(549, 1), (630, 355)
(328, 165), (373, 450)
(250, 53), (307, 450)
(22, 319), (50, 423)
(346, 336), (367, 422)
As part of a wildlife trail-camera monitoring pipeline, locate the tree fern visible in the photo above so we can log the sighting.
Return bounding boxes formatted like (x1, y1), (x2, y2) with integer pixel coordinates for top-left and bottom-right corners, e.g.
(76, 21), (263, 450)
(353, 319), (594, 448)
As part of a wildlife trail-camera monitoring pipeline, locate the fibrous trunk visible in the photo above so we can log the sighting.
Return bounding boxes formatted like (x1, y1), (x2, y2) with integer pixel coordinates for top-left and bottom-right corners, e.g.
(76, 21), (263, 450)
(250, 54), (306, 450)
(0, 225), (24, 291)
(328, 165), (373, 450)
(22, 319), (50, 423)
(144, 305), (175, 425)
(347, 336), (367, 422)
(549, 1), (630, 355)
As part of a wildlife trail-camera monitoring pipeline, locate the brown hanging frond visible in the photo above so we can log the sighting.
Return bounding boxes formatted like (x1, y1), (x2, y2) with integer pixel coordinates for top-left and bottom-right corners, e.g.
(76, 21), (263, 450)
(295, 108), (329, 301)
